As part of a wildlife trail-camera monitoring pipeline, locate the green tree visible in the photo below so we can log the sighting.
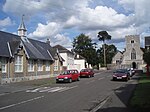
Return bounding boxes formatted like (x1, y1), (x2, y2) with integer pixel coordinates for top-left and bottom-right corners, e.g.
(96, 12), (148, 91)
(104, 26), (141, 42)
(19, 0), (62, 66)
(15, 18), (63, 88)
(72, 33), (97, 66)
(97, 31), (111, 67)
(143, 52), (150, 65)
(97, 44), (117, 67)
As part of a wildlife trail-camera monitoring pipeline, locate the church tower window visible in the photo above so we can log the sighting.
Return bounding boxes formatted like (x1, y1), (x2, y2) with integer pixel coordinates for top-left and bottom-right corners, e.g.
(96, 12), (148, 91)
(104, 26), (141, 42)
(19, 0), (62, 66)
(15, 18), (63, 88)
(131, 48), (136, 60)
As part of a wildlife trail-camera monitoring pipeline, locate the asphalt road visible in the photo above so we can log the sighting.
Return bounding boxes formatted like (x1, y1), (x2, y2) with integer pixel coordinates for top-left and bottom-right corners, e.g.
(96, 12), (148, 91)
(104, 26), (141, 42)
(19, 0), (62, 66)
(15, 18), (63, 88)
(0, 71), (138, 112)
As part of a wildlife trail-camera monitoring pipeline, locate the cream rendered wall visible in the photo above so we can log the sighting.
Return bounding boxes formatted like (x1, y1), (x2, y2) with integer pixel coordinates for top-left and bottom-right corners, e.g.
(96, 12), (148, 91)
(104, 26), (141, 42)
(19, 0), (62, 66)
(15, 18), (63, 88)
(59, 52), (74, 69)
(74, 59), (85, 71)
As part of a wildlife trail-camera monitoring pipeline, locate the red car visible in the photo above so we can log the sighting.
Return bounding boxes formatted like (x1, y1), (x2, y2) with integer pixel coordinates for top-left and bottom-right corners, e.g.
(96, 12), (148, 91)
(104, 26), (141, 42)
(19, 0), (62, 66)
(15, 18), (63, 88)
(56, 69), (80, 83)
(112, 69), (130, 81)
(80, 69), (94, 78)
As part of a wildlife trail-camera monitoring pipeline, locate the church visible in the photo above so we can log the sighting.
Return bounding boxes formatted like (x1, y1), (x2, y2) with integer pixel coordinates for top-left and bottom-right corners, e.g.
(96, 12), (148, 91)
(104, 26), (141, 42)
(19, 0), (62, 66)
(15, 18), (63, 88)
(112, 35), (145, 70)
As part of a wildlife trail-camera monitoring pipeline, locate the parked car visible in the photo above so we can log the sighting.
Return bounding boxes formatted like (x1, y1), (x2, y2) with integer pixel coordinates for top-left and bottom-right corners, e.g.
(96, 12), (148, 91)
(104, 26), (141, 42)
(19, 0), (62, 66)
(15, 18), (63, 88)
(80, 68), (94, 78)
(128, 68), (135, 77)
(112, 69), (130, 81)
(56, 69), (80, 83)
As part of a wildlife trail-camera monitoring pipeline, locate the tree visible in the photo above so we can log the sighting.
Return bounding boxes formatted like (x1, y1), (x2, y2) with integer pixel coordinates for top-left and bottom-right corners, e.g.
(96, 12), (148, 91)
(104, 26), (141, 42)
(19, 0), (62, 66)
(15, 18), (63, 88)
(97, 44), (117, 67)
(97, 31), (111, 67)
(72, 33), (97, 66)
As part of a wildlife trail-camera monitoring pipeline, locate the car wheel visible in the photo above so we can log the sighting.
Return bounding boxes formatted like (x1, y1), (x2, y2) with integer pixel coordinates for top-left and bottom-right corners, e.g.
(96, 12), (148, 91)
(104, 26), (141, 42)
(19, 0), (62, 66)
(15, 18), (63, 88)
(77, 77), (80, 81)
(69, 78), (72, 83)
(88, 75), (91, 78)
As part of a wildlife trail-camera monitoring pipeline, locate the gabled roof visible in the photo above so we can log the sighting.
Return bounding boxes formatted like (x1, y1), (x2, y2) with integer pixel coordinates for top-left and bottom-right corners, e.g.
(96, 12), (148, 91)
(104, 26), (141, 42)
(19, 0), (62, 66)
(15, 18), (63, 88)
(74, 53), (86, 60)
(0, 31), (21, 57)
(53, 45), (74, 55)
(0, 31), (57, 61)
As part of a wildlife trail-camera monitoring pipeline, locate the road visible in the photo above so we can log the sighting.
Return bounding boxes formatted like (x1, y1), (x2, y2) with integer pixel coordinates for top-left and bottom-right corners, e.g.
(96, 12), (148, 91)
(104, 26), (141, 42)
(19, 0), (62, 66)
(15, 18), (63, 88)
(0, 71), (138, 112)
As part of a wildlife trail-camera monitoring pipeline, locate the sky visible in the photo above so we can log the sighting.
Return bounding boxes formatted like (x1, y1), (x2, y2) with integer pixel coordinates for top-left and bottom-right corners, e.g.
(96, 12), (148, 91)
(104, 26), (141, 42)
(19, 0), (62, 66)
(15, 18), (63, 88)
(0, 0), (150, 51)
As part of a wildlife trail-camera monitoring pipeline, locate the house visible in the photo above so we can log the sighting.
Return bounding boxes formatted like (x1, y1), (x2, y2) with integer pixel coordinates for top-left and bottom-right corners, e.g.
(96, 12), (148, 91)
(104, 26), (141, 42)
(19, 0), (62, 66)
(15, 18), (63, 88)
(112, 51), (123, 64)
(53, 45), (75, 70)
(0, 17), (63, 84)
(112, 35), (145, 69)
(74, 53), (88, 71)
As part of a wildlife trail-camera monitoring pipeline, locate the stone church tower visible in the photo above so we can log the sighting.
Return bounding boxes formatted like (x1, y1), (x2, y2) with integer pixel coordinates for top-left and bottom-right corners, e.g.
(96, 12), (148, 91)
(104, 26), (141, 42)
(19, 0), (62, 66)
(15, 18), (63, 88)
(122, 35), (144, 69)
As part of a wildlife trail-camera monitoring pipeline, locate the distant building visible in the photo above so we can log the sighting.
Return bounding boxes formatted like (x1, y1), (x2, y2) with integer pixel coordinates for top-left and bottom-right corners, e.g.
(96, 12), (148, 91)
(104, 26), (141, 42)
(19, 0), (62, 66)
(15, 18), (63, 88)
(122, 35), (144, 69)
(112, 35), (145, 69)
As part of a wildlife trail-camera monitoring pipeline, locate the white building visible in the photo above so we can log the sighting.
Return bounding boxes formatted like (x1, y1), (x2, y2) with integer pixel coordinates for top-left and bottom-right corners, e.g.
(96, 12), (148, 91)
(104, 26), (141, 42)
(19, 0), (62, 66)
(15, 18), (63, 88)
(74, 54), (87, 71)
(53, 45), (74, 70)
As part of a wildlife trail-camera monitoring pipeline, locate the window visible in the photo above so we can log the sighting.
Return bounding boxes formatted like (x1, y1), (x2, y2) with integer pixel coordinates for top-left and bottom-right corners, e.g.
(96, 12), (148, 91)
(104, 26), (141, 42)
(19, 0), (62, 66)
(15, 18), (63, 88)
(45, 61), (50, 71)
(2, 58), (7, 73)
(28, 60), (34, 72)
(54, 60), (58, 71)
(38, 60), (43, 71)
(131, 40), (134, 43)
(131, 48), (136, 60)
(15, 56), (23, 72)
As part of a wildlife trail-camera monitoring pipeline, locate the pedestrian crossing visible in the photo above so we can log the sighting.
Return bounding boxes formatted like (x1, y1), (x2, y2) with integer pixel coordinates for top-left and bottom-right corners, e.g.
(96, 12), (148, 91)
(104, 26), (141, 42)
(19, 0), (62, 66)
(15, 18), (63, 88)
(26, 86), (77, 93)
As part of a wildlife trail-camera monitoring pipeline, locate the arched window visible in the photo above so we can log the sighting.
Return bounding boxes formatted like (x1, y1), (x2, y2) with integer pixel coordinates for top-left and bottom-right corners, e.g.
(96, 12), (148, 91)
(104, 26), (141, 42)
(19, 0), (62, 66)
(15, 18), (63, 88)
(131, 48), (136, 60)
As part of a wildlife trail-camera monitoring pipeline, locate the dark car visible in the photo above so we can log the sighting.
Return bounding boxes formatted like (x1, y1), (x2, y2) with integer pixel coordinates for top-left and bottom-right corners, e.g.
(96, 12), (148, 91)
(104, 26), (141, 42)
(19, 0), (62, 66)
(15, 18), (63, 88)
(56, 69), (80, 83)
(80, 68), (94, 78)
(112, 69), (130, 81)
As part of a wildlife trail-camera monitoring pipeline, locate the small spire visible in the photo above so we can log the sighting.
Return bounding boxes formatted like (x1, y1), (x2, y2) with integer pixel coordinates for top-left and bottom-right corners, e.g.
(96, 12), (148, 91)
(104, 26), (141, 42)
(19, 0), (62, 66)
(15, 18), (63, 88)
(18, 14), (27, 37)
(18, 14), (27, 31)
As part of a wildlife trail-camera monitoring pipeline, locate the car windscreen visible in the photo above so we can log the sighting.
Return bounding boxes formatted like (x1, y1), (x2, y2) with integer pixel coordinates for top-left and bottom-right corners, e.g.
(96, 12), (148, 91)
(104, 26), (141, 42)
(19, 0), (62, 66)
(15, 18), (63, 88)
(81, 69), (88, 72)
(115, 70), (127, 73)
(62, 71), (70, 75)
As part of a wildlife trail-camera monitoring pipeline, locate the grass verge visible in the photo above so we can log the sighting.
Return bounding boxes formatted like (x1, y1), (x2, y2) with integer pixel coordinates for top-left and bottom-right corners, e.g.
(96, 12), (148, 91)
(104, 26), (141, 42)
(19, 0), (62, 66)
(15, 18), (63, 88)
(130, 73), (150, 111)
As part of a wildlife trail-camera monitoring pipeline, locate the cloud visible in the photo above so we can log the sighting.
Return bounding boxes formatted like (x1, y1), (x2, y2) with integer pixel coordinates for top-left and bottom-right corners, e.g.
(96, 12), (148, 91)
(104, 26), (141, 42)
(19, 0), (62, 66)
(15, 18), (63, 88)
(3, 0), (150, 50)
(0, 17), (14, 27)
(28, 22), (61, 39)
(78, 6), (134, 31)
(51, 34), (72, 48)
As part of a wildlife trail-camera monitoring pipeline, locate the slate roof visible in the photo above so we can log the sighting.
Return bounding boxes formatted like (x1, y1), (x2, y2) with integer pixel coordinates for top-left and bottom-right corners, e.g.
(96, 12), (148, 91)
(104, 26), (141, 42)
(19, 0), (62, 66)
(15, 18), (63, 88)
(74, 54), (86, 60)
(0, 31), (59, 61)
(0, 31), (21, 57)
(53, 45), (74, 55)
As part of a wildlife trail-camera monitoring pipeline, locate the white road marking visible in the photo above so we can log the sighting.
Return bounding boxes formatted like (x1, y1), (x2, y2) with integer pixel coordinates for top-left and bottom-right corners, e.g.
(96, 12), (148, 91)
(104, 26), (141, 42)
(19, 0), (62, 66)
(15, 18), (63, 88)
(0, 96), (44, 110)
(48, 87), (64, 93)
(26, 86), (78, 93)
(58, 85), (78, 92)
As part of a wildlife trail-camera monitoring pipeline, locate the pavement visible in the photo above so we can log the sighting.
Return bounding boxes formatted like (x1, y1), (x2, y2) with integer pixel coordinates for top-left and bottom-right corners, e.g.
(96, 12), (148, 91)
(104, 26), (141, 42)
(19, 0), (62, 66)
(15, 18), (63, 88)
(96, 74), (140, 112)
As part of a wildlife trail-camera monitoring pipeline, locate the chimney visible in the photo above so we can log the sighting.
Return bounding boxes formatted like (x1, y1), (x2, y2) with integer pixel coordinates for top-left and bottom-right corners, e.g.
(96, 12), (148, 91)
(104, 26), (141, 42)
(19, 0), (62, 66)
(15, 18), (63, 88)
(46, 38), (50, 45)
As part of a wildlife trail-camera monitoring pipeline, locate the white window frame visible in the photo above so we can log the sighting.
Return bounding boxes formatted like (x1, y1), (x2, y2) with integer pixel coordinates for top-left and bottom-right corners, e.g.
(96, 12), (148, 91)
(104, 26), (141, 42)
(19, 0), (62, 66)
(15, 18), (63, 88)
(38, 60), (43, 71)
(54, 60), (58, 71)
(45, 61), (50, 71)
(2, 58), (7, 73)
(15, 55), (23, 72)
(28, 60), (34, 72)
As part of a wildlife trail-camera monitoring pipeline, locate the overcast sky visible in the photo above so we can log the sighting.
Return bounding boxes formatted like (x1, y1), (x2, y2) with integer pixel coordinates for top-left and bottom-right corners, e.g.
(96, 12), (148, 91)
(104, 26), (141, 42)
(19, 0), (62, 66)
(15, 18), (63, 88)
(0, 0), (150, 51)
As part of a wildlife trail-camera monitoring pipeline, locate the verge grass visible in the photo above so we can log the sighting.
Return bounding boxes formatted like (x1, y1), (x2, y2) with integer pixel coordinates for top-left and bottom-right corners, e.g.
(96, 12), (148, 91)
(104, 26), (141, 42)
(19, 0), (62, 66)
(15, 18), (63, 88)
(130, 73), (150, 110)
